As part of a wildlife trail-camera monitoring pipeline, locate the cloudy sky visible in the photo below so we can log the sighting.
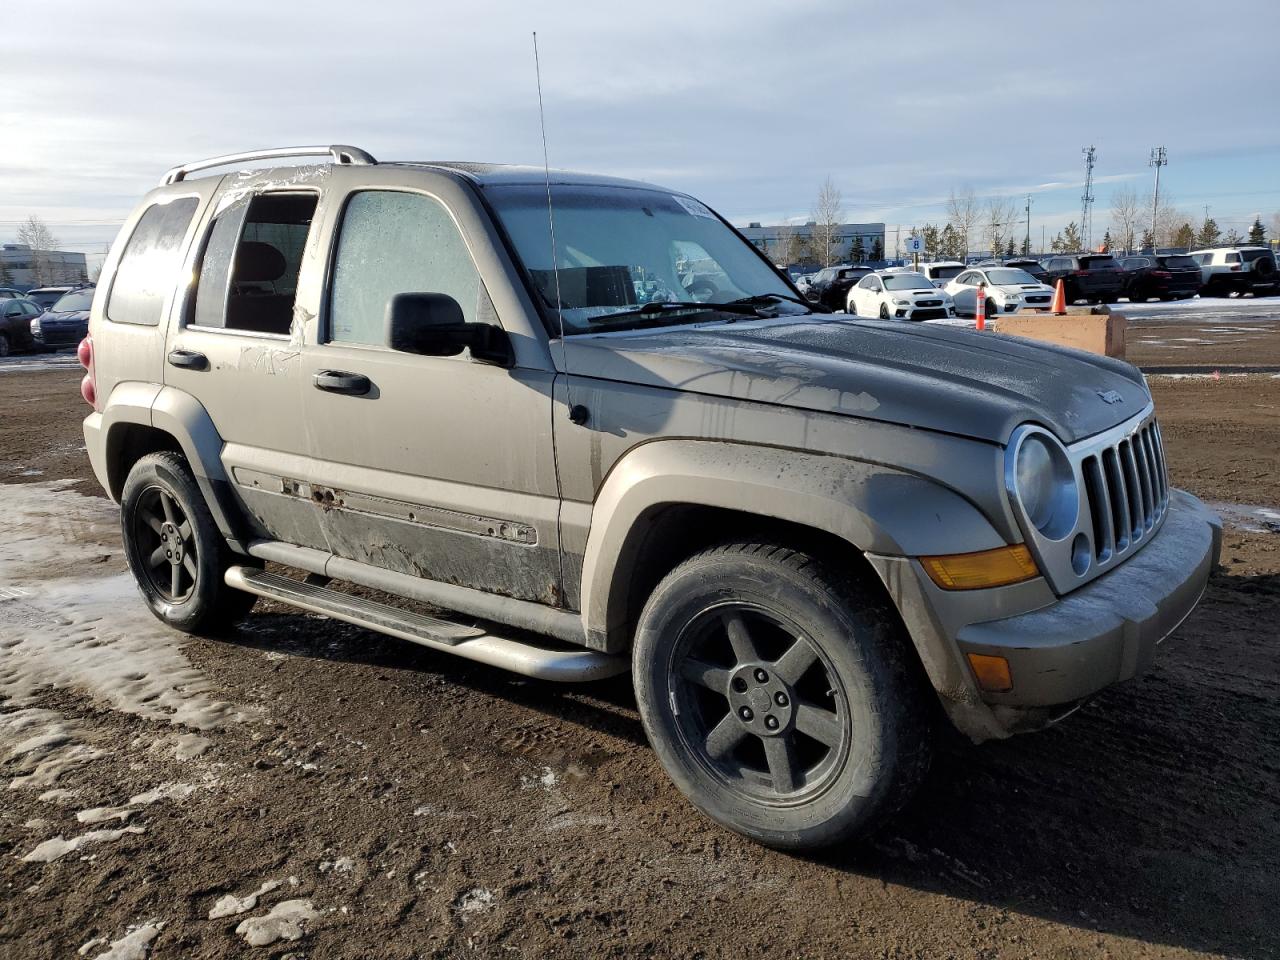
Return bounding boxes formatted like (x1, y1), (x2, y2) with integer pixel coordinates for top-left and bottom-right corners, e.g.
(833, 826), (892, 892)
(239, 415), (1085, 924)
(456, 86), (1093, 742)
(4, 0), (1278, 268)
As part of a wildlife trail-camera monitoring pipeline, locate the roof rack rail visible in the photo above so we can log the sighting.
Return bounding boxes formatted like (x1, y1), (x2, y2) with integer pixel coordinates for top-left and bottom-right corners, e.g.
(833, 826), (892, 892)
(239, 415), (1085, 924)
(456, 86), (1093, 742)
(160, 144), (376, 186)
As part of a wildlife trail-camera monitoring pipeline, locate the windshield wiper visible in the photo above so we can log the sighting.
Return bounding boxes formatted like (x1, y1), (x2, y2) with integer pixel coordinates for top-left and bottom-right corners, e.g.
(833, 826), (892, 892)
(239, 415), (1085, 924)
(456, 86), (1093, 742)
(724, 292), (826, 312)
(586, 300), (763, 326)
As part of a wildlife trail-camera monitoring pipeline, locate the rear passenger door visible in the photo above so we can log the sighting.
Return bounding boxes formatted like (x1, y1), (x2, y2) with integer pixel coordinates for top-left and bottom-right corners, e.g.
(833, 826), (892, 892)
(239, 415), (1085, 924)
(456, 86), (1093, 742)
(165, 181), (322, 546)
(299, 187), (562, 606)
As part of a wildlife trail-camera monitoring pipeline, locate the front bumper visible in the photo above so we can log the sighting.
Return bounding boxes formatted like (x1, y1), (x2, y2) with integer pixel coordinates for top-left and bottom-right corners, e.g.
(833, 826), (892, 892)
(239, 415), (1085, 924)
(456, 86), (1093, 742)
(956, 489), (1220, 708)
(869, 489), (1220, 741)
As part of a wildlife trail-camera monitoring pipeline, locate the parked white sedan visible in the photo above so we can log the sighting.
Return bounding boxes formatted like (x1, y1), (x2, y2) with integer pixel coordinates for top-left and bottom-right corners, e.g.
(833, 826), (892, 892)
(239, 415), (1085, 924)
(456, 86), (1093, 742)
(846, 271), (956, 320)
(944, 267), (1056, 317)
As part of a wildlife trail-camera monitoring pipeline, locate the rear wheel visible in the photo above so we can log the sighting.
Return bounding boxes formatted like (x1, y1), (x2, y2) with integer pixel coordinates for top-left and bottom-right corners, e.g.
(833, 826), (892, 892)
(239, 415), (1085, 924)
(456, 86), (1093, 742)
(633, 543), (931, 849)
(121, 452), (256, 635)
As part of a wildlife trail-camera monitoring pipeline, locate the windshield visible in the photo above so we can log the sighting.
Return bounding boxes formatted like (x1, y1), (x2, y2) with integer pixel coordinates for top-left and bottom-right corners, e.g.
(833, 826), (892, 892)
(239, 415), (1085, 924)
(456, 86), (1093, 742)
(986, 268), (1038, 285)
(51, 290), (94, 312)
(28, 290), (66, 307)
(484, 184), (803, 333)
(882, 273), (932, 290)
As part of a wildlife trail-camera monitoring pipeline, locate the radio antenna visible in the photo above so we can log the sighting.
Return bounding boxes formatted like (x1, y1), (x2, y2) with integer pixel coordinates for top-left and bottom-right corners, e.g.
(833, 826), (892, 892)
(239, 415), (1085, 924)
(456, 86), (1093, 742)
(533, 32), (585, 425)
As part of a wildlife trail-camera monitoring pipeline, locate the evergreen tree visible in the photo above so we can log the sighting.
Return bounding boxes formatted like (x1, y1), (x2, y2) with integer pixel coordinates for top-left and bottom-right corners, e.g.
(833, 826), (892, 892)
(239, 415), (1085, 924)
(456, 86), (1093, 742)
(851, 235), (865, 263)
(1249, 218), (1266, 245)
(1101, 229), (1113, 252)
(940, 224), (959, 260)
(1021, 235), (1030, 256)
(1196, 217), (1221, 248)
(1140, 228), (1155, 251)
(1004, 238), (1016, 258)
(921, 224), (941, 261)
(1050, 232), (1066, 253)
(1061, 221), (1083, 251)
(870, 237), (884, 262)
(1174, 222), (1196, 250)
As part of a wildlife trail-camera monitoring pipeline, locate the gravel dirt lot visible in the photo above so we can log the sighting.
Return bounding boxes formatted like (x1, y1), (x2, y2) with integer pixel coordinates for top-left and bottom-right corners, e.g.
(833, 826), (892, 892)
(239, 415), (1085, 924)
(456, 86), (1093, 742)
(1, 323), (1277, 959)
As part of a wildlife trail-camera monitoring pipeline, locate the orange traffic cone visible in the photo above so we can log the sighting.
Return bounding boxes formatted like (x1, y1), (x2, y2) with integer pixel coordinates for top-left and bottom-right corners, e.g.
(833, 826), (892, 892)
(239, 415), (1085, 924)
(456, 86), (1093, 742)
(1050, 279), (1067, 315)
(975, 286), (986, 330)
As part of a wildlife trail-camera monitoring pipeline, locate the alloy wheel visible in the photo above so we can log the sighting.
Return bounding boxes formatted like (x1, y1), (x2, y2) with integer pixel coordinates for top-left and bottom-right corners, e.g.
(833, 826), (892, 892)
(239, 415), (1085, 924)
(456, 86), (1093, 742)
(669, 603), (850, 805)
(133, 485), (198, 602)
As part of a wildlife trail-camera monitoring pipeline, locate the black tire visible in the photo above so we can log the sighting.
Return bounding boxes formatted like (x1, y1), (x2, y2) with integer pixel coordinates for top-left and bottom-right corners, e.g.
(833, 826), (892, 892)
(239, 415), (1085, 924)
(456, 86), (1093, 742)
(121, 451), (256, 635)
(633, 543), (931, 850)
(0, 333), (10, 358)
(879, 303), (890, 320)
(985, 297), (998, 318)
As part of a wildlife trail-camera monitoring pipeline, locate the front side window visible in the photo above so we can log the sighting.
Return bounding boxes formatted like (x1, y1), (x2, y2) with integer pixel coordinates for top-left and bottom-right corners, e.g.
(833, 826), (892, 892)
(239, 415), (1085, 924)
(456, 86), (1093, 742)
(107, 197), (199, 325)
(484, 184), (800, 334)
(329, 190), (486, 347)
(192, 192), (317, 336)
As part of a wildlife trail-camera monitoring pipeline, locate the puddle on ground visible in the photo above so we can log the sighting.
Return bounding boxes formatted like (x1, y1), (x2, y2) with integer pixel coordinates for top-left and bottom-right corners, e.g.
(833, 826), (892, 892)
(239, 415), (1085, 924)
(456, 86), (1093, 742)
(1209, 502), (1280, 535)
(0, 481), (250, 791)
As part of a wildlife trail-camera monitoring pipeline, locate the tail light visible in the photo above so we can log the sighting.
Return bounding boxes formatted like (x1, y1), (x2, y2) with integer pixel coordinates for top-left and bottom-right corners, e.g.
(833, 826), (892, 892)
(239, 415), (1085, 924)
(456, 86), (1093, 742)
(1229, 264), (1241, 271)
(1151, 270), (1172, 279)
(77, 335), (99, 411)
(1071, 270), (1089, 276)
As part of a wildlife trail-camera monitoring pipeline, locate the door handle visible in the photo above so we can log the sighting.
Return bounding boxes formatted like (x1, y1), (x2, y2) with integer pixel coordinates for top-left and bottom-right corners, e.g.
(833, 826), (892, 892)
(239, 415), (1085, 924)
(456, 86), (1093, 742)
(313, 370), (371, 395)
(167, 348), (208, 370)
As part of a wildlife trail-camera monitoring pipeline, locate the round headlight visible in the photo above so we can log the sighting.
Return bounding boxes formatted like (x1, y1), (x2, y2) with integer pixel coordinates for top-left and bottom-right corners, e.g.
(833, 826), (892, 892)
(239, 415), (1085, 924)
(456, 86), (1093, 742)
(1011, 432), (1077, 538)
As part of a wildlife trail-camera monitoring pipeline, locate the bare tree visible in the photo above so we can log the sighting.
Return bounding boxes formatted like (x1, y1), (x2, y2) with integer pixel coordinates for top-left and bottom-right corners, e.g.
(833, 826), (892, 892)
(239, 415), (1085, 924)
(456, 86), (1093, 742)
(945, 187), (978, 260)
(16, 215), (60, 286)
(811, 177), (844, 267)
(769, 225), (800, 267)
(981, 197), (1019, 258)
(1108, 185), (1140, 255)
(1142, 191), (1184, 248)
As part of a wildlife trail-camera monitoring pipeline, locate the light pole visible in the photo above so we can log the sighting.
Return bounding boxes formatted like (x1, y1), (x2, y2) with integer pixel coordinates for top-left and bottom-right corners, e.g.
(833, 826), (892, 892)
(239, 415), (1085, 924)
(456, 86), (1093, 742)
(1024, 194), (1032, 256)
(1149, 146), (1167, 252)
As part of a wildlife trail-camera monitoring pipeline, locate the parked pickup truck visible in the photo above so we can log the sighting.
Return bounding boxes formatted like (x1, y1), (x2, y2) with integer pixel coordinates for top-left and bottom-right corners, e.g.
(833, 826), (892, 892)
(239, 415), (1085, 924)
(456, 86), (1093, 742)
(80, 145), (1221, 849)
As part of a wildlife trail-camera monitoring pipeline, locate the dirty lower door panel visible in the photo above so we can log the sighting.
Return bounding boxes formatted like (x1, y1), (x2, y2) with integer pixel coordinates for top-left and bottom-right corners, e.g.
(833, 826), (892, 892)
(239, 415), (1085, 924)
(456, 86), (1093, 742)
(299, 347), (562, 604)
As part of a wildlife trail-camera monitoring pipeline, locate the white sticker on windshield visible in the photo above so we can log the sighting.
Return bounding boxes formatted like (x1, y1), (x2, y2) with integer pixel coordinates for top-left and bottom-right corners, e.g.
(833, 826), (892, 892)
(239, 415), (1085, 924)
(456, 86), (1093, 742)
(672, 195), (716, 219)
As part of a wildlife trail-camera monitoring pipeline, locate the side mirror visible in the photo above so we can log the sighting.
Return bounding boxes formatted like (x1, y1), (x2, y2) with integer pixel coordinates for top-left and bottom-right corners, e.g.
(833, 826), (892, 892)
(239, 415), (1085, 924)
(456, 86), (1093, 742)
(385, 292), (513, 367)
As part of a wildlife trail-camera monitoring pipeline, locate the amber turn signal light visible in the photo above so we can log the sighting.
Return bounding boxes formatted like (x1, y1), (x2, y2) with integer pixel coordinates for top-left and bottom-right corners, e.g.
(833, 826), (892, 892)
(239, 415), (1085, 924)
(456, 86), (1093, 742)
(920, 544), (1039, 590)
(967, 653), (1013, 693)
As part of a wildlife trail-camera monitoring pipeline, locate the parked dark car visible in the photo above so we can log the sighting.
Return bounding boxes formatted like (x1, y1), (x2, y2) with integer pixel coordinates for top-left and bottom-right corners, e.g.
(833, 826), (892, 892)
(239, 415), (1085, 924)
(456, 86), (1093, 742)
(1002, 258), (1049, 283)
(1039, 254), (1124, 304)
(31, 287), (95, 347)
(0, 287), (27, 300)
(1120, 255), (1202, 302)
(805, 264), (872, 310)
(0, 297), (43, 356)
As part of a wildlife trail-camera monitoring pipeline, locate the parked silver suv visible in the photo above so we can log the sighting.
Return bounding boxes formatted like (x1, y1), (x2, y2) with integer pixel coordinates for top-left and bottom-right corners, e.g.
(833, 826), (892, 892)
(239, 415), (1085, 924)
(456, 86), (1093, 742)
(80, 145), (1221, 849)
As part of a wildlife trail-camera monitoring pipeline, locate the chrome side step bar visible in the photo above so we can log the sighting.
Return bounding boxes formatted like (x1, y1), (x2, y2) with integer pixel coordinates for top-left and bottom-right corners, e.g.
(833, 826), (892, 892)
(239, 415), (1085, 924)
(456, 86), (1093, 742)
(225, 567), (627, 683)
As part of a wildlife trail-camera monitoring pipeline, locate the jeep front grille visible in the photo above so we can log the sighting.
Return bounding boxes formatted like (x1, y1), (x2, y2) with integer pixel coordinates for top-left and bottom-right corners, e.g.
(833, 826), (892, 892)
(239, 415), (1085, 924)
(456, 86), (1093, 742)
(1007, 404), (1169, 594)
(1078, 419), (1168, 564)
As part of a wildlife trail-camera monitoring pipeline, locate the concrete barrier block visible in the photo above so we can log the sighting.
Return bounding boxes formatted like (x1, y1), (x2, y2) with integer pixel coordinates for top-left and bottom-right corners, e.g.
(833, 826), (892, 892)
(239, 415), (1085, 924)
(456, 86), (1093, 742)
(993, 308), (1126, 359)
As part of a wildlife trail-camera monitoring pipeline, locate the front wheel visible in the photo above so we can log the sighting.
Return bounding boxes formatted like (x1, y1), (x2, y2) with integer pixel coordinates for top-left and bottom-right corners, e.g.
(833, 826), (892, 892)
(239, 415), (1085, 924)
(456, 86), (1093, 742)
(121, 451), (257, 635)
(879, 303), (891, 320)
(633, 543), (931, 849)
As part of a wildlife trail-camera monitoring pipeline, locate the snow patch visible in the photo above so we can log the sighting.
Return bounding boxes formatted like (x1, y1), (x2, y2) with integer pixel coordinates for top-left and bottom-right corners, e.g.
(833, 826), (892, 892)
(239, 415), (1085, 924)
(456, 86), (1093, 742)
(76, 805), (137, 825)
(208, 879), (282, 919)
(235, 899), (318, 946)
(520, 766), (559, 791)
(21, 826), (145, 863)
(454, 887), (496, 920)
(129, 782), (198, 805)
(172, 733), (212, 760)
(88, 921), (164, 959)
(319, 856), (356, 874)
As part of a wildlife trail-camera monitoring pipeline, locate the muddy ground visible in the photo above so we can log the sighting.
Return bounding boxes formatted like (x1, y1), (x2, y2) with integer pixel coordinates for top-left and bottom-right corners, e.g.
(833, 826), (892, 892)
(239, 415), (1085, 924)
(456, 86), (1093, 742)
(0, 330), (1277, 958)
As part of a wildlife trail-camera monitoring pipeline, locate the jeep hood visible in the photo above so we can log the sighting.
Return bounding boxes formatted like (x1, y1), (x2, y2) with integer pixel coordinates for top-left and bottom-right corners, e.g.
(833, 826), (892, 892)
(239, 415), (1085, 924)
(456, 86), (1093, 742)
(562, 317), (1148, 445)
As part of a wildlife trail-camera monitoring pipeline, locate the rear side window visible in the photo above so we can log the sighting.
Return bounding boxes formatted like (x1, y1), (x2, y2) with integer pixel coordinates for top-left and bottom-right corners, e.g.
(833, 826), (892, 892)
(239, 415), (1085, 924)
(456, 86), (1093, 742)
(1080, 256), (1118, 270)
(1226, 253), (1241, 263)
(192, 192), (318, 336)
(328, 190), (486, 347)
(107, 198), (199, 325)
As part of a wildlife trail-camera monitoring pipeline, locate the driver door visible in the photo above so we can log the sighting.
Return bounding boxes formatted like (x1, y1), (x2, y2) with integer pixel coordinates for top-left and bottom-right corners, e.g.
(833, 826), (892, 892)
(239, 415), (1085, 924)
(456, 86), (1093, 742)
(851, 275), (879, 317)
